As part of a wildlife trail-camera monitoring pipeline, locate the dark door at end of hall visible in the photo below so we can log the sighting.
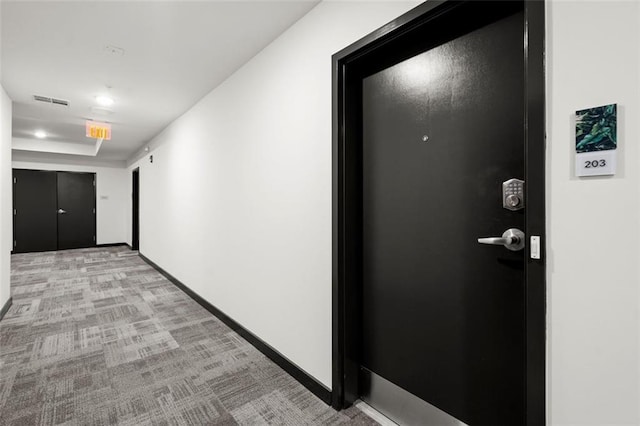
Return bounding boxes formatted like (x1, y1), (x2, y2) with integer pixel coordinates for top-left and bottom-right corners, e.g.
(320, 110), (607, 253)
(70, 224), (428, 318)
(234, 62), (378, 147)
(13, 169), (96, 253)
(57, 172), (96, 250)
(13, 169), (58, 253)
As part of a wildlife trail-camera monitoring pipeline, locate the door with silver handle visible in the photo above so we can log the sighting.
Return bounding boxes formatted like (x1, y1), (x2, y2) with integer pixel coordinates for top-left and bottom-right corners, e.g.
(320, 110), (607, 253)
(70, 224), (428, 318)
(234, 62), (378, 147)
(57, 209), (67, 214)
(478, 228), (525, 251)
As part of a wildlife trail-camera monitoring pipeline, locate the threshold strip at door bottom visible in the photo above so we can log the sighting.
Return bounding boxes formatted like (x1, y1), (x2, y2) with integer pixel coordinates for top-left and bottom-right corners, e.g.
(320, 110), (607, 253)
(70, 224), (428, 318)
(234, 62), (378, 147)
(360, 368), (467, 426)
(354, 400), (398, 426)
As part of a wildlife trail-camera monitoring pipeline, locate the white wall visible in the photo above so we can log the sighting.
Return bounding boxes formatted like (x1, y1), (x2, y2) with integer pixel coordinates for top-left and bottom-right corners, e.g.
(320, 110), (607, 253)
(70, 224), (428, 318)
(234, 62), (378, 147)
(0, 0), (12, 311)
(0, 87), (11, 310)
(126, 1), (420, 388)
(547, 1), (640, 425)
(13, 137), (103, 156)
(122, 0), (640, 421)
(12, 160), (129, 245)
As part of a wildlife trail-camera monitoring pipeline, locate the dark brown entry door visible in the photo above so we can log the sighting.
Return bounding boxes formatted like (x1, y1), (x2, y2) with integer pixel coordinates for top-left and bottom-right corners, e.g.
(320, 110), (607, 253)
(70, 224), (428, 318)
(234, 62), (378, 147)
(361, 7), (526, 426)
(13, 170), (96, 253)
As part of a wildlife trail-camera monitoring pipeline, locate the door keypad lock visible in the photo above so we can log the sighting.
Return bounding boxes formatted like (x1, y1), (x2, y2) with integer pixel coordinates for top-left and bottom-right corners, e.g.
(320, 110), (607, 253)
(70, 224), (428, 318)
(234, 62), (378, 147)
(502, 179), (524, 211)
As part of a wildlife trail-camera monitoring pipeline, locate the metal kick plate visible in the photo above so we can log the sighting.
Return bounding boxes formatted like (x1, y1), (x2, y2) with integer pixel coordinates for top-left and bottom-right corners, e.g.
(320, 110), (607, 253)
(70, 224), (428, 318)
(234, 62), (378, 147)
(502, 178), (524, 211)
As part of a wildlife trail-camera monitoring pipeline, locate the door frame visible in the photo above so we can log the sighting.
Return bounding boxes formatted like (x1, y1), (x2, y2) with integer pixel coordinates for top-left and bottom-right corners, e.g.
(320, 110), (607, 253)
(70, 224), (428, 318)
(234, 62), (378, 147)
(331, 1), (546, 424)
(132, 167), (140, 251)
(12, 169), (97, 252)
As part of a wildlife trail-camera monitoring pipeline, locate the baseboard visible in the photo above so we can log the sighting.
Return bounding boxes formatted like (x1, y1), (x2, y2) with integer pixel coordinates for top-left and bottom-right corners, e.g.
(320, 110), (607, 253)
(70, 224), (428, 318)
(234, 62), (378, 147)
(12, 244), (130, 254)
(95, 242), (130, 248)
(138, 253), (332, 405)
(0, 297), (13, 321)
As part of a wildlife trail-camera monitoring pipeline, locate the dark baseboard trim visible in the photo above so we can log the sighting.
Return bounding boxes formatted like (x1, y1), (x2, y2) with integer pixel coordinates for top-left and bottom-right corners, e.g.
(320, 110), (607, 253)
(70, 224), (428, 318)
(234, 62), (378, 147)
(0, 297), (12, 321)
(12, 244), (130, 255)
(138, 252), (332, 405)
(95, 243), (130, 248)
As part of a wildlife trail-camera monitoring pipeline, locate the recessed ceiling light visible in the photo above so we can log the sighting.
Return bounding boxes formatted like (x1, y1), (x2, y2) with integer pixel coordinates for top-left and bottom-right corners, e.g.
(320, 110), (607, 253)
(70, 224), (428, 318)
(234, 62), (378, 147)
(34, 130), (47, 139)
(96, 96), (114, 107)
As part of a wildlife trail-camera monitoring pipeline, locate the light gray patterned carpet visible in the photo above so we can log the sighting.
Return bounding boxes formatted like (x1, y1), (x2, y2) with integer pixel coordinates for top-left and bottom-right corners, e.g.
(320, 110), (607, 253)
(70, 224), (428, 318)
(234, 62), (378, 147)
(0, 246), (376, 426)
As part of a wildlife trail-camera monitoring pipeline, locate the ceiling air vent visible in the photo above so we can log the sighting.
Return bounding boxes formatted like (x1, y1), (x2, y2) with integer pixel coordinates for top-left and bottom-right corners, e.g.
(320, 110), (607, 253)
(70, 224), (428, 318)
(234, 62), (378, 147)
(33, 95), (69, 107)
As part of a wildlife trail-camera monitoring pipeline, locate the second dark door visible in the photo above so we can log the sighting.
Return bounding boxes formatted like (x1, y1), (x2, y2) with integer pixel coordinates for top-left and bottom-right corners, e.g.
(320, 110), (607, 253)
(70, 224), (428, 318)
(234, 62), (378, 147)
(132, 168), (139, 251)
(57, 172), (96, 250)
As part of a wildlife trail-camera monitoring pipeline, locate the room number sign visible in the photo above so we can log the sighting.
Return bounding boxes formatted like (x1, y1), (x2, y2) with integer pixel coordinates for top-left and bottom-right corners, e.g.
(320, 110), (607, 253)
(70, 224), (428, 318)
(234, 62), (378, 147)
(575, 104), (617, 177)
(576, 150), (616, 177)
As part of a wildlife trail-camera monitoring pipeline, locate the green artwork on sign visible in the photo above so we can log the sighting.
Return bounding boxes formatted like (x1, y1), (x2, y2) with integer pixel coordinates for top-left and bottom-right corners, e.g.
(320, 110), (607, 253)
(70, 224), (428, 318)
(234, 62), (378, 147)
(576, 103), (617, 153)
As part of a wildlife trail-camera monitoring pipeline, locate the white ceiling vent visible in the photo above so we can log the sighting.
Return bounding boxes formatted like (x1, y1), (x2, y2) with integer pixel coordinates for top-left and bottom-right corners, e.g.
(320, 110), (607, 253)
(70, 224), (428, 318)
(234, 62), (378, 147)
(33, 95), (69, 107)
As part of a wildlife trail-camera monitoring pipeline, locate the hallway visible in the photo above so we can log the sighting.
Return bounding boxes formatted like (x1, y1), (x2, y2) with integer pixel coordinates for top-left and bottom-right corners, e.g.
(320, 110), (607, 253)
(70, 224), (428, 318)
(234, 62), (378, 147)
(1, 0), (640, 424)
(0, 247), (375, 425)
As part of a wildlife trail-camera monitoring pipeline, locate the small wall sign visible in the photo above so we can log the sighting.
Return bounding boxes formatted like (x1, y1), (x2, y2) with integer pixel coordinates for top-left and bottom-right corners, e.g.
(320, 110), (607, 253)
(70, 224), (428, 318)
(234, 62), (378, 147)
(86, 120), (112, 140)
(575, 103), (617, 177)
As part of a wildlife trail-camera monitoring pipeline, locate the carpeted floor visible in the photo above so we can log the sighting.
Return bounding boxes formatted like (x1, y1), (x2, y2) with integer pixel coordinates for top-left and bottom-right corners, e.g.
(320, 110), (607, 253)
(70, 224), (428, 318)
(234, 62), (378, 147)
(0, 246), (376, 425)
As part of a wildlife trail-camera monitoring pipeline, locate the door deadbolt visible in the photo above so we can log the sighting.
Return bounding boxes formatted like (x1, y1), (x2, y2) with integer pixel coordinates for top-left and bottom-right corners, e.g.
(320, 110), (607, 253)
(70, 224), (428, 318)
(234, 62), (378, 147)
(502, 179), (524, 211)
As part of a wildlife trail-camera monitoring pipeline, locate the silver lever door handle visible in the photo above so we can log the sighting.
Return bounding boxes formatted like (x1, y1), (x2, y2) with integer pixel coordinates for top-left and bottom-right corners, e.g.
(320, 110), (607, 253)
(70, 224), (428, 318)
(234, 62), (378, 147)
(478, 228), (525, 251)
(477, 237), (512, 245)
(57, 209), (67, 214)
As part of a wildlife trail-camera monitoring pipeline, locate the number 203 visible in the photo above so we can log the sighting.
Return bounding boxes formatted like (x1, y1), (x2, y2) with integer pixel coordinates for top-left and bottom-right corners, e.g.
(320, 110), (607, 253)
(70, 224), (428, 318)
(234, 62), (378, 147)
(584, 159), (606, 168)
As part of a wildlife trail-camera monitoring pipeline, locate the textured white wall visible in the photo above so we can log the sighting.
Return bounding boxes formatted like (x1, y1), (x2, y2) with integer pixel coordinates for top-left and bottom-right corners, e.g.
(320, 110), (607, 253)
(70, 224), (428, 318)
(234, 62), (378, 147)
(546, 1), (640, 424)
(11, 161), (129, 245)
(126, 1), (420, 388)
(0, 0), (11, 311)
(122, 0), (640, 419)
(0, 86), (11, 310)
(12, 137), (102, 156)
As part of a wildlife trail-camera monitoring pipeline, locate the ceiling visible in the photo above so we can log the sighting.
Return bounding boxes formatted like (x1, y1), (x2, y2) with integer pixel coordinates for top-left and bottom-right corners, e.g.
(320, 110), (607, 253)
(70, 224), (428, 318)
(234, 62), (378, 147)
(2, 0), (319, 163)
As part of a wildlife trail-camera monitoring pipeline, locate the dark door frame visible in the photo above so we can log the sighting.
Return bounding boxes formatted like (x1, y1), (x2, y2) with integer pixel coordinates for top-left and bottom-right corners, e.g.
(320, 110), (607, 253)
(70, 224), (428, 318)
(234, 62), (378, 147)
(132, 167), (140, 251)
(331, 1), (546, 424)
(12, 168), (97, 253)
